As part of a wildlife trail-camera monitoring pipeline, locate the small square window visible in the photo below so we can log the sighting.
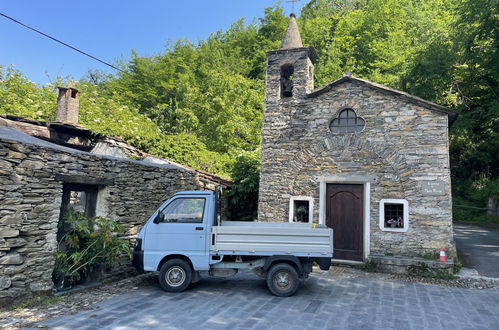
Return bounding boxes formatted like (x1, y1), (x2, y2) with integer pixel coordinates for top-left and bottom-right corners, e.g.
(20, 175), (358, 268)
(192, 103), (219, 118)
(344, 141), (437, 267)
(293, 200), (310, 222)
(379, 199), (409, 232)
(288, 197), (314, 223)
(60, 183), (98, 218)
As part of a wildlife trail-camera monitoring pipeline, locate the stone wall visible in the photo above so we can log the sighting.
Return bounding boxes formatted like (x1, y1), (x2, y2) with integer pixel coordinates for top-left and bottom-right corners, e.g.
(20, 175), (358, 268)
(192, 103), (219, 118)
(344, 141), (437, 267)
(258, 78), (455, 260)
(0, 127), (207, 306)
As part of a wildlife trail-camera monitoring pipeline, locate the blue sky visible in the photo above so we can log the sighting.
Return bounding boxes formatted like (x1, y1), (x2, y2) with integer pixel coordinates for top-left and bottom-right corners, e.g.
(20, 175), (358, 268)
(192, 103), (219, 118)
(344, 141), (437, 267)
(0, 1), (305, 85)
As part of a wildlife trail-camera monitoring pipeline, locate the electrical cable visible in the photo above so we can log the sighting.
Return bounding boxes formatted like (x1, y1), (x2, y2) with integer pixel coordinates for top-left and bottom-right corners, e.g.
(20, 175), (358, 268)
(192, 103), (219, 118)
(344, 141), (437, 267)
(0, 12), (126, 73)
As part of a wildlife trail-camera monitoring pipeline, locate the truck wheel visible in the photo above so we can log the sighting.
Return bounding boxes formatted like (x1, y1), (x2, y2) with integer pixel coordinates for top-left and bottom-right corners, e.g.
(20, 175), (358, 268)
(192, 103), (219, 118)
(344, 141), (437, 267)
(159, 259), (192, 292)
(266, 263), (300, 297)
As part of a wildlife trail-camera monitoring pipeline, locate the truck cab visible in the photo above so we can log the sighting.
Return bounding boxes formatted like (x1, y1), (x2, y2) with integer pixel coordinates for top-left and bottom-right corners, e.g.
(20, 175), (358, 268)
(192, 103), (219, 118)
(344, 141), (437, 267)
(133, 190), (333, 296)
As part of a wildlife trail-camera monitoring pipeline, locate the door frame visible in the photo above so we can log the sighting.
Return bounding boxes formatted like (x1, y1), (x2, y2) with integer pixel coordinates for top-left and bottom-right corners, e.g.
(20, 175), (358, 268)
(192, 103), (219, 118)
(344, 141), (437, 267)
(318, 175), (371, 261)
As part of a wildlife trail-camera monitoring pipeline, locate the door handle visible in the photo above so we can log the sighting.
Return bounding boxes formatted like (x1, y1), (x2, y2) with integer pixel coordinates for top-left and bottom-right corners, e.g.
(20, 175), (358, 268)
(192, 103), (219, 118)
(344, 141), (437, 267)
(195, 227), (204, 231)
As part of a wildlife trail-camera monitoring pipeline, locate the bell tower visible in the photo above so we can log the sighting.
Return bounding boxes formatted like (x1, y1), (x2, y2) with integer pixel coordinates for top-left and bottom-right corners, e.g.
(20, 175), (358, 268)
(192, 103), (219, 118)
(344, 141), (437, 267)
(259, 13), (319, 221)
(264, 13), (318, 104)
(261, 13), (318, 143)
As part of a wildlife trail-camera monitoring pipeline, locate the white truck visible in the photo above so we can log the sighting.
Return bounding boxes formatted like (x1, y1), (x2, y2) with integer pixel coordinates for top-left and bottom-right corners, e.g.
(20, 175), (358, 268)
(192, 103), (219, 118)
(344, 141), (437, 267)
(132, 190), (333, 296)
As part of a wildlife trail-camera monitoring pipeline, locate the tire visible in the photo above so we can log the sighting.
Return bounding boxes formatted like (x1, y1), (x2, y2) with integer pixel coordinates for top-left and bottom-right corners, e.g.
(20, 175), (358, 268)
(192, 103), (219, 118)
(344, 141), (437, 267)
(158, 259), (192, 292)
(266, 263), (300, 297)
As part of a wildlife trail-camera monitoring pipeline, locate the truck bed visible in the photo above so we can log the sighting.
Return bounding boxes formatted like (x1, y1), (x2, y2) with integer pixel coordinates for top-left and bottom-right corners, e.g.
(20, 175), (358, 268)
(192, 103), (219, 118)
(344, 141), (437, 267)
(211, 221), (333, 257)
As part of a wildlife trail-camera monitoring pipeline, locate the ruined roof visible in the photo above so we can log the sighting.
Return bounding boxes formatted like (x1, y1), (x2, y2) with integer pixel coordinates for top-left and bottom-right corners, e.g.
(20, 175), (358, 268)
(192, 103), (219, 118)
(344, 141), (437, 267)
(0, 126), (189, 171)
(281, 13), (303, 49)
(0, 115), (232, 186)
(307, 75), (458, 124)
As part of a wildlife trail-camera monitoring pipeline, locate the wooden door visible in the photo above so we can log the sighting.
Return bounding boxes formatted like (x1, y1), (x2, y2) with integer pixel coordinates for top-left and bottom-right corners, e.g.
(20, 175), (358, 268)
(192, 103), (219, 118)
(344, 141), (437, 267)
(326, 184), (364, 261)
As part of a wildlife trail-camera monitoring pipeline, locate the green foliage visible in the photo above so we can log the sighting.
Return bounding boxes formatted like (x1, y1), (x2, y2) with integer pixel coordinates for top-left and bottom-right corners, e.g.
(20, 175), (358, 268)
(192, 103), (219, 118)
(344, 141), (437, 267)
(301, 0), (456, 87)
(109, 42), (264, 156)
(226, 150), (261, 221)
(447, 0), (498, 219)
(146, 132), (233, 176)
(453, 259), (462, 274)
(53, 210), (130, 288)
(0, 66), (57, 121)
(407, 262), (455, 280)
(363, 259), (378, 272)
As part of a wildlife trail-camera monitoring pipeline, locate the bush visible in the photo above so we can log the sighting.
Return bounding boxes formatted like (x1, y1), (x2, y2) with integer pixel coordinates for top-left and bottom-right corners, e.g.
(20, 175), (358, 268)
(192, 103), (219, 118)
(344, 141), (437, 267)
(226, 150), (260, 221)
(53, 210), (131, 289)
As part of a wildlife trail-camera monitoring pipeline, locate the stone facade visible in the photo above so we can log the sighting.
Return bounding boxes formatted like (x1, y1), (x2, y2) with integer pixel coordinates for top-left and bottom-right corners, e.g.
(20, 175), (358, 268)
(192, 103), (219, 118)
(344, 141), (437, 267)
(258, 15), (457, 265)
(0, 127), (219, 306)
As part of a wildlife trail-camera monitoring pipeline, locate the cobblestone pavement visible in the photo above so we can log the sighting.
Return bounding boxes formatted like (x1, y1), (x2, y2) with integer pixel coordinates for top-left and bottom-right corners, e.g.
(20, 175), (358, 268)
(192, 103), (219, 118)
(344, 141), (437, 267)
(27, 270), (499, 330)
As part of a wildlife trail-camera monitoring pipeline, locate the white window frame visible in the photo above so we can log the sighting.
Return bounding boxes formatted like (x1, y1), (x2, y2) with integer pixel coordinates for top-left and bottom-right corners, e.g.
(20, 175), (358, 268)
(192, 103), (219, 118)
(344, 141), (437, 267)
(288, 196), (314, 223)
(379, 199), (409, 232)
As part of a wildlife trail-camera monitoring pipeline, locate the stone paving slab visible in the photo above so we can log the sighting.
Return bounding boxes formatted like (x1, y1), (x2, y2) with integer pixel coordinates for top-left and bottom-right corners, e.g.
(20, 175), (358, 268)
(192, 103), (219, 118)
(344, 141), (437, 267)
(28, 270), (499, 330)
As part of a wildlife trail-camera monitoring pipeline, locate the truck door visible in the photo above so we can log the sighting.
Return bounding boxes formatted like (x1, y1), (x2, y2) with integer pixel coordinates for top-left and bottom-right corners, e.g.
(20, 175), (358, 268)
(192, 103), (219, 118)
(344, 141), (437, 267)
(144, 196), (209, 270)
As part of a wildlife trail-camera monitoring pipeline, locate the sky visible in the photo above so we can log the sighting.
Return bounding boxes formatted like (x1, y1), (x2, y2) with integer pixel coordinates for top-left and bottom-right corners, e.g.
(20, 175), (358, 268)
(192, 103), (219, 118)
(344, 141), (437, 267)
(0, 1), (306, 85)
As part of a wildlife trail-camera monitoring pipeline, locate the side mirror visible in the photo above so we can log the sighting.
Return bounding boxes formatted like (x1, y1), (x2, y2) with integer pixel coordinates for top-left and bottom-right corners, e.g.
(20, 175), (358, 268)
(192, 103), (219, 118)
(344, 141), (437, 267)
(153, 213), (165, 224)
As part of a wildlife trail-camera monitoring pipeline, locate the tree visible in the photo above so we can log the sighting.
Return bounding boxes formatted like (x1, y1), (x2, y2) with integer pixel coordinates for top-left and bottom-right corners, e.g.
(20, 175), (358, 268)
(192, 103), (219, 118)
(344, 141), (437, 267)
(0, 66), (57, 121)
(226, 150), (260, 221)
(447, 0), (499, 219)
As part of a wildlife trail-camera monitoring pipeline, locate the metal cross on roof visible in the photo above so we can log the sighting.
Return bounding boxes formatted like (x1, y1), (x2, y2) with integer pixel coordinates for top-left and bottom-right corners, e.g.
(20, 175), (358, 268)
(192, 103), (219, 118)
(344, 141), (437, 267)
(286, 0), (301, 13)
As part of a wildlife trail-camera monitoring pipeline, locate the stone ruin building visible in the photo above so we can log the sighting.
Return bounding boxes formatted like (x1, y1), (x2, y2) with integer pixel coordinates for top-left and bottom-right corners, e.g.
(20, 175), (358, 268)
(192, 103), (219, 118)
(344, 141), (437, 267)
(0, 84), (229, 305)
(258, 14), (458, 272)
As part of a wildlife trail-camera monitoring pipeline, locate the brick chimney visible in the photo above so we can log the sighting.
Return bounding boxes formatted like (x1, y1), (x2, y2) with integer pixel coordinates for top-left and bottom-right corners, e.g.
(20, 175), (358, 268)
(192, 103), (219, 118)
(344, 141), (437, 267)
(56, 81), (79, 124)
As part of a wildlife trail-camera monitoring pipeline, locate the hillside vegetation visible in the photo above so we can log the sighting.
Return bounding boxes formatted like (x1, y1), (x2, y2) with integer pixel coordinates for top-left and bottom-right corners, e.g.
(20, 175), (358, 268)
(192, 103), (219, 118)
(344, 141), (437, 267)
(1, 0), (497, 221)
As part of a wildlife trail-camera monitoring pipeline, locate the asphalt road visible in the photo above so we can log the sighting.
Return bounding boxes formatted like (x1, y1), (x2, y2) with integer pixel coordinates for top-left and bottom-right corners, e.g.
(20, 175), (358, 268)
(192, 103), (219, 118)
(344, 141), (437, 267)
(31, 271), (499, 330)
(454, 223), (499, 278)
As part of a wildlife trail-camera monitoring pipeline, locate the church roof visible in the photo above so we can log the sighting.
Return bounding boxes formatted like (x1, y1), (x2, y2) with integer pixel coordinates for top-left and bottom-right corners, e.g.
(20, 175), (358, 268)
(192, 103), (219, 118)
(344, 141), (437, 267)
(267, 13), (318, 62)
(307, 74), (458, 124)
(281, 13), (303, 49)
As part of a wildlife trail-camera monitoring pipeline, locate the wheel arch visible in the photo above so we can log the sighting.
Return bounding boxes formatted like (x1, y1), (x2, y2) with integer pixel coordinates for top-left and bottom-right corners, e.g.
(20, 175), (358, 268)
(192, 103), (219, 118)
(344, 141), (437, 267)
(263, 255), (304, 275)
(157, 254), (194, 272)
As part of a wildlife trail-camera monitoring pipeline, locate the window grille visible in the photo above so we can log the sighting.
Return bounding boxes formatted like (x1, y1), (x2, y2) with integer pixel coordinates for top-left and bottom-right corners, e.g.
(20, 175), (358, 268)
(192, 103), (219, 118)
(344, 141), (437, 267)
(329, 108), (365, 134)
(384, 203), (404, 228)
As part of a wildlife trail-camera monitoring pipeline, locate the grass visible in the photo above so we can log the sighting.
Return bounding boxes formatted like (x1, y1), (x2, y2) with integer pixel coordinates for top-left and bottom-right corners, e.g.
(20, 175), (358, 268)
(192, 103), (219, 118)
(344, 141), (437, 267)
(420, 251), (440, 261)
(363, 259), (378, 272)
(453, 259), (463, 274)
(1, 295), (63, 312)
(407, 262), (456, 280)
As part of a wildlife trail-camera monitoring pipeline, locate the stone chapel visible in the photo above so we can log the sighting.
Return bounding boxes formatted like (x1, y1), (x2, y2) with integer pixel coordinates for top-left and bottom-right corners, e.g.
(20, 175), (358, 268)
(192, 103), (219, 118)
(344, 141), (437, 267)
(258, 14), (457, 267)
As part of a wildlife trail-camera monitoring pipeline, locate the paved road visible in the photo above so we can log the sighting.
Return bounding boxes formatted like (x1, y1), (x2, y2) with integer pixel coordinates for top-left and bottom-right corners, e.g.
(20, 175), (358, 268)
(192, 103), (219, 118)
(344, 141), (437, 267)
(33, 271), (499, 330)
(454, 224), (499, 278)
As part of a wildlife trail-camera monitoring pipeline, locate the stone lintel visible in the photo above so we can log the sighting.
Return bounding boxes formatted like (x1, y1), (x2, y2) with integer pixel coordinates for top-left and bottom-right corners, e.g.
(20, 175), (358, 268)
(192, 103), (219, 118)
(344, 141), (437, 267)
(316, 174), (377, 183)
(55, 174), (114, 186)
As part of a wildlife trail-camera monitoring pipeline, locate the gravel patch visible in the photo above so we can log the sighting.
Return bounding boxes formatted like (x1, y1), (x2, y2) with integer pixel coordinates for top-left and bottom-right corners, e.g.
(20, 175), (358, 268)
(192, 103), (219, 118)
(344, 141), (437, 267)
(0, 273), (158, 329)
(329, 264), (499, 289)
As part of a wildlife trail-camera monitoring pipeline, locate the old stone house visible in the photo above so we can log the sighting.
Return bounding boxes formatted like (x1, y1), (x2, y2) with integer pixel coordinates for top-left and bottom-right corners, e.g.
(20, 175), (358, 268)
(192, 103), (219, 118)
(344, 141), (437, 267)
(258, 14), (457, 268)
(0, 85), (229, 305)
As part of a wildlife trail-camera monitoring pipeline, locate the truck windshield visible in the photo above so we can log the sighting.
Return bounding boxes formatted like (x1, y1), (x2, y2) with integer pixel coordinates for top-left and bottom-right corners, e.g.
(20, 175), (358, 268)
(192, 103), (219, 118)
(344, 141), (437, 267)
(159, 198), (206, 223)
